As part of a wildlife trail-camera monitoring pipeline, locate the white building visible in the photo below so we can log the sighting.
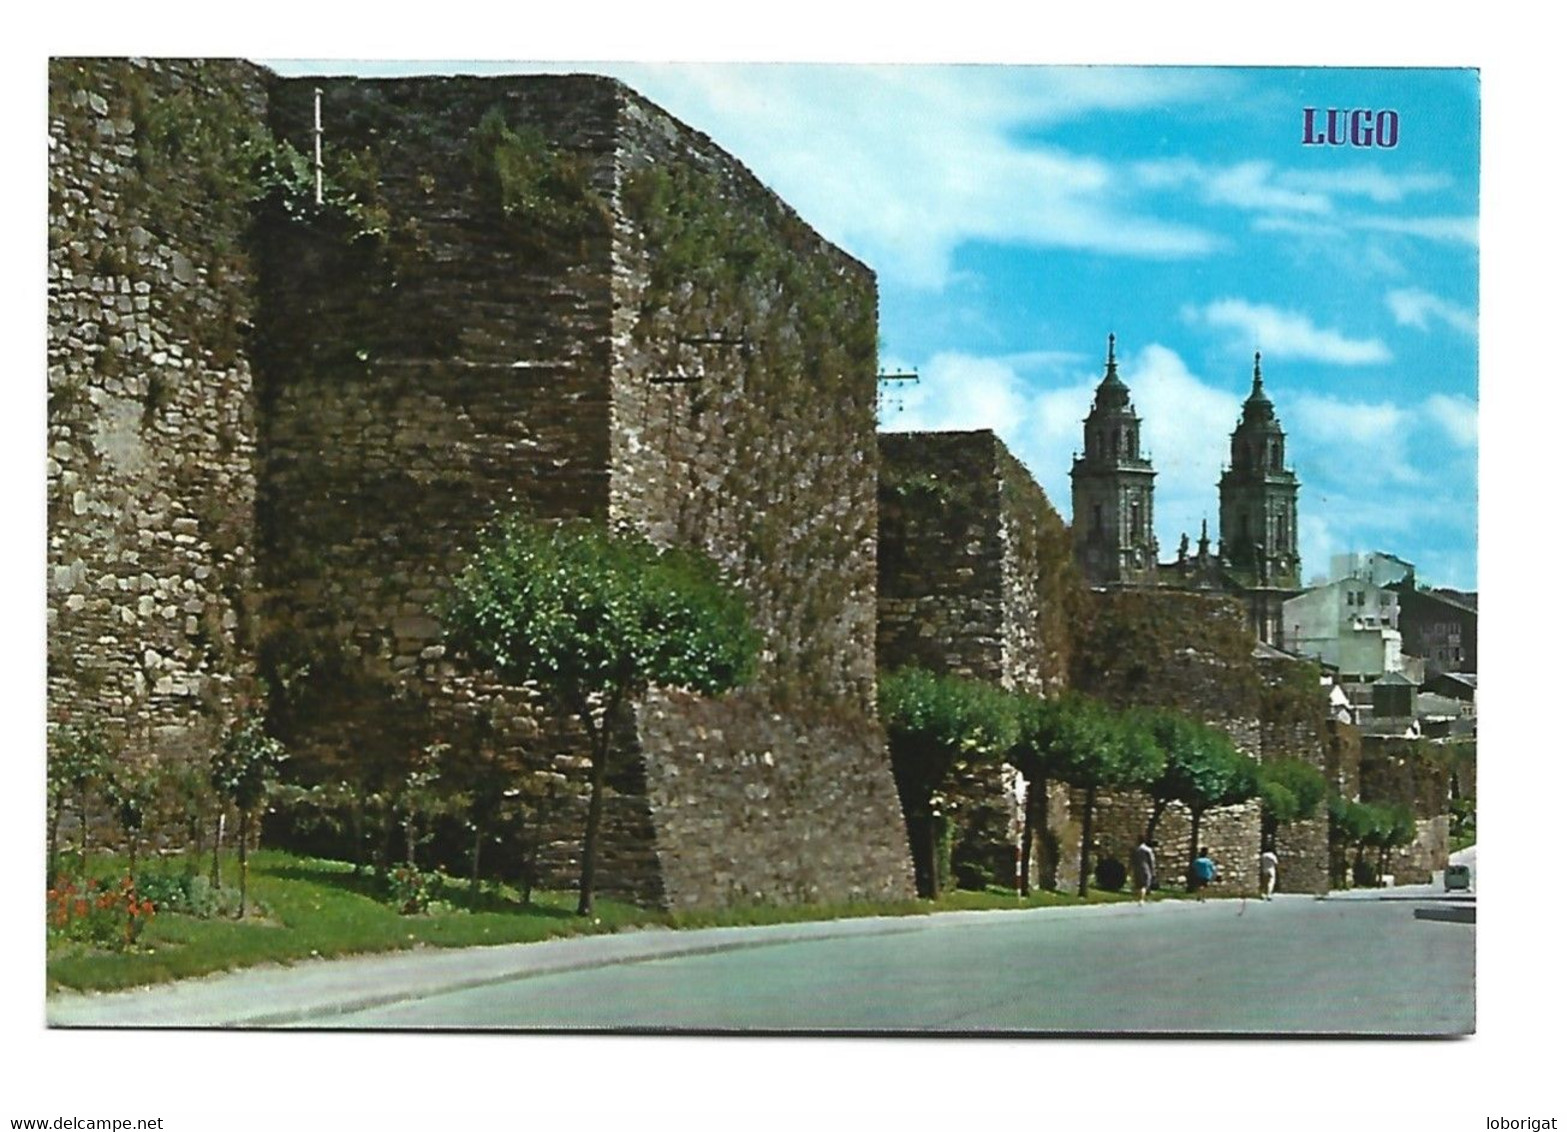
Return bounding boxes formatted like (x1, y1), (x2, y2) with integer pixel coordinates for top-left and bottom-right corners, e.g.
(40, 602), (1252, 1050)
(1282, 572), (1404, 681)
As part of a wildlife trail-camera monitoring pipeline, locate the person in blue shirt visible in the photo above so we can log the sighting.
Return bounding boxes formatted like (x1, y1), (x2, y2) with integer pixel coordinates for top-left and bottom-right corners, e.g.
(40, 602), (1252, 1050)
(1191, 847), (1218, 901)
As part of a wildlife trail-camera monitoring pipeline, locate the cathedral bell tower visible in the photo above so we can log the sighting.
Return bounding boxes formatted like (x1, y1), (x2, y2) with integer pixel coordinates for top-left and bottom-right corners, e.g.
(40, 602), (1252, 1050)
(1070, 334), (1159, 586)
(1218, 353), (1301, 641)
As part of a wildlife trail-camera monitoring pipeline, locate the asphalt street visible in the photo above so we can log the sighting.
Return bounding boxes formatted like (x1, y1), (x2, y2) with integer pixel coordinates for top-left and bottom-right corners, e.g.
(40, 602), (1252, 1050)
(50, 883), (1475, 1036)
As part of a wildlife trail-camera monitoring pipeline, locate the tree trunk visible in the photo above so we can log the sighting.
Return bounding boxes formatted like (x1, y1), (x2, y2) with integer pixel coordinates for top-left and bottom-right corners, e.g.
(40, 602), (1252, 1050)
(521, 831), (536, 907)
(576, 714), (613, 918)
(47, 799), (62, 887)
(1077, 784), (1097, 898)
(237, 809), (250, 919)
(1186, 810), (1204, 891)
(349, 800), (364, 877)
(191, 814), (205, 879)
(927, 813), (944, 901)
(1018, 779), (1034, 897)
(211, 811), (224, 888)
(78, 785), (91, 874)
(470, 824), (484, 901)
(1144, 798), (1168, 846)
(375, 802), (394, 884)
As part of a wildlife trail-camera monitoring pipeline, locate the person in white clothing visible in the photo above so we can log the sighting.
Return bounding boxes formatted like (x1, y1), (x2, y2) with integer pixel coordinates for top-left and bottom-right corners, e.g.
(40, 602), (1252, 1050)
(1259, 848), (1279, 900)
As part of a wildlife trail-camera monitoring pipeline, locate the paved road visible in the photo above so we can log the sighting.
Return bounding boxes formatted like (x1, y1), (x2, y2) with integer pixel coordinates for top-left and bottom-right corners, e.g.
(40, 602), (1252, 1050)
(52, 887), (1472, 1035)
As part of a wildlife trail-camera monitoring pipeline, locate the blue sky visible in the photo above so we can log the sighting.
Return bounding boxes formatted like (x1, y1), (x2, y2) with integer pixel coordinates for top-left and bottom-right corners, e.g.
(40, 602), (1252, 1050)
(267, 61), (1479, 590)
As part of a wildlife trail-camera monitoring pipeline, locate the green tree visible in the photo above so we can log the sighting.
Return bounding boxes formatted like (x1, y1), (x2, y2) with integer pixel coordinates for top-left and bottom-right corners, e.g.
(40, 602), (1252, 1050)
(880, 668), (1020, 899)
(1370, 802), (1418, 877)
(102, 760), (159, 881)
(445, 515), (758, 916)
(1327, 797), (1416, 886)
(46, 719), (112, 884)
(210, 715), (288, 917)
(1141, 710), (1257, 886)
(1007, 693), (1162, 897)
(1256, 757), (1328, 850)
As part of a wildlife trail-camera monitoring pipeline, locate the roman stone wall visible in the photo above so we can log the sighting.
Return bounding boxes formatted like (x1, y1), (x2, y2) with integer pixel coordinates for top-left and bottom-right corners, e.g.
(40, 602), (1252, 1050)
(1072, 589), (1262, 721)
(1083, 789), (1263, 898)
(47, 59), (269, 786)
(997, 445), (1079, 697)
(253, 74), (912, 907)
(876, 431), (1079, 889)
(1058, 590), (1266, 895)
(611, 93), (882, 711)
(605, 86), (911, 905)
(877, 431), (1009, 683)
(1258, 656), (1333, 894)
(1359, 736), (1450, 883)
(636, 689), (914, 907)
(252, 75), (647, 896)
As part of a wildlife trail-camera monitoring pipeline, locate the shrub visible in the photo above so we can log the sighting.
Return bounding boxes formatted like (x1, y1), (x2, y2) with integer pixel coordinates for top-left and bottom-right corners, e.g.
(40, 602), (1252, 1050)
(387, 865), (438, 915)
(132, 871), (229, 918)
(1094, 857), (1128, 892)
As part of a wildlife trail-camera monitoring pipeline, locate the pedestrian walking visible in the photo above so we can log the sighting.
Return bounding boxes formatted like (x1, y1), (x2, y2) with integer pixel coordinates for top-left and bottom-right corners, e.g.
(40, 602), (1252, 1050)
(1190, 846), (1217, 901)
(1259, 847), (1279, 900)
(1131, 836), (1157, 905)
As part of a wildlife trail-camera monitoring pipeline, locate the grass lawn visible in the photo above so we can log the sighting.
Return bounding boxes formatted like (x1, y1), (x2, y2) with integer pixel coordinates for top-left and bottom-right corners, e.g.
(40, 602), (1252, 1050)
(46, 850), (1159, 994)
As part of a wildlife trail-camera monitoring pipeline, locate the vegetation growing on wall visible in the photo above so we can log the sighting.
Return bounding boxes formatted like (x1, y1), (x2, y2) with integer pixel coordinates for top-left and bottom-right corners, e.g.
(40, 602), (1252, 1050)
(623, 160), (877, 707)
(467, 107), (611, 251)
(1070, 590), (1260, 719)
(1259, 657), (1329, 739)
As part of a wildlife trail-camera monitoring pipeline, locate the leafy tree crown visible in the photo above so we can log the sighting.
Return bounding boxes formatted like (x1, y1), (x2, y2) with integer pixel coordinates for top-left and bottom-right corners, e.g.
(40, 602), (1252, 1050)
(445, 516), (759, 708)
(210, 715), (288, 813)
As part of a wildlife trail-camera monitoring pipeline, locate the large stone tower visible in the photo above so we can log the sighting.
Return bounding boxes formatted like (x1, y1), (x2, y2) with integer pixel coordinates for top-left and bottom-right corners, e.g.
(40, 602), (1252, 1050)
(1218, 352), (1301, 642)
(1070, 334), (1158, 586)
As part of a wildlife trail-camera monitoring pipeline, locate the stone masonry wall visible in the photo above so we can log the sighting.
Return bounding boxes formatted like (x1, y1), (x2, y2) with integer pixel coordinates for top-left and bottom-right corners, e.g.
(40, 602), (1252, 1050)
(607, 85), (911, 905)
(254, 74), (652, 898)
(255, 73), (912, 907)
(1083, 789), (1263, 899)
(1258, 656), (1333, 894)
(877, 431), (1008, 683)
(636, 689), (914, 907)
(48, 60), (268, 790)
(1059, 591), (1264, 895)
(1359, 736), (1450, 884)
(877, 431), (1079, 889)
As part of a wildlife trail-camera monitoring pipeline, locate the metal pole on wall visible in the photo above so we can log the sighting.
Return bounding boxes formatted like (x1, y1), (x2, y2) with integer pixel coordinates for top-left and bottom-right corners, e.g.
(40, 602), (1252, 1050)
(313, 87), (324, 206)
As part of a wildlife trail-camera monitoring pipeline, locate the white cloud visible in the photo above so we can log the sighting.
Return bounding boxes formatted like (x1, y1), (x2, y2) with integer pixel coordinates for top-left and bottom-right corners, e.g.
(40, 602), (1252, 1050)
(1286, 393), (1420, 485)
(1277, 168), (1451, 204)
(1184, 299), (1392, 365)
(1386, 288), (1477, 335)
(1424, 394), (1478, 448)
(586, 64), (1227, 287)
(1348, 214), (1478, 245)
(1135, 159), (1330, 214)
(887, 351), (1034, 436)
(1135, 160), (1450, 215)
